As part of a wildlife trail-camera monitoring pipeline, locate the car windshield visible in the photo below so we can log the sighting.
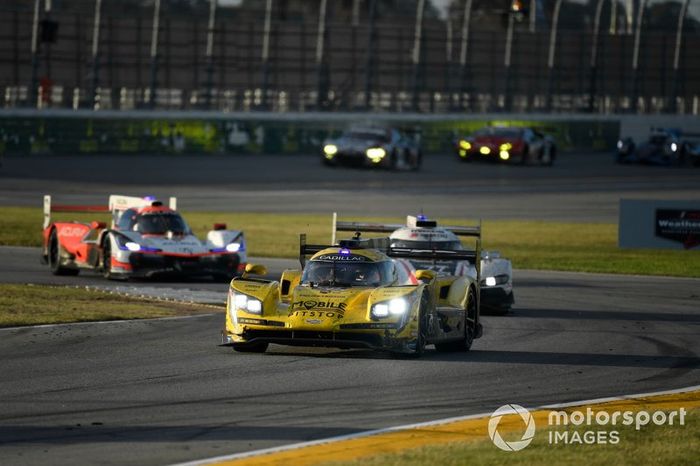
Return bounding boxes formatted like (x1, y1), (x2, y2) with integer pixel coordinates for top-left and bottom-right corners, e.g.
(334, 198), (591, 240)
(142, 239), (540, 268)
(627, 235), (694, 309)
(301, 260), (394, 287)
(134, 213), (190, 235)
(473, 127), (521, 138)
(346, 130), (389, 142)
(649, 135), (670, 144)
(391, 240), (463, 250)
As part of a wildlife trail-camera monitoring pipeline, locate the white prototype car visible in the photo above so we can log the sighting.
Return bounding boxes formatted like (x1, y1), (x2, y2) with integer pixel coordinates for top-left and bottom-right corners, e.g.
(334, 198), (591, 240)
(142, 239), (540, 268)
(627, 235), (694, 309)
(333, 214), (514, 314)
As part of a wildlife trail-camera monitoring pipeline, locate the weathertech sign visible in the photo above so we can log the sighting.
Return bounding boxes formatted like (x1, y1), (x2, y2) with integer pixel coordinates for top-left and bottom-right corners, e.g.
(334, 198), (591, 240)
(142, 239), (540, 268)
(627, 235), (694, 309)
(655, 209), (700, 249)
(619, 200), (699, 250)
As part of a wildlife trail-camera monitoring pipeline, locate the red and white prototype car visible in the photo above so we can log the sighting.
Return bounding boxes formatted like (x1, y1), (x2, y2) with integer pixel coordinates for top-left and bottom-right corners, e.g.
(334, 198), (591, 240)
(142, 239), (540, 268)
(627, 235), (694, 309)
(41, 194), (247, 280)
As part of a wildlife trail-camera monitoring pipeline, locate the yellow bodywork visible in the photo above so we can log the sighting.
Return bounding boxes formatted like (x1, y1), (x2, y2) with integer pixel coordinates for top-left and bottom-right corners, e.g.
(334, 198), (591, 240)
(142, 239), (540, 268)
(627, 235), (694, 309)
(223, 248), (428, 351)
(222, 247), (478, 353)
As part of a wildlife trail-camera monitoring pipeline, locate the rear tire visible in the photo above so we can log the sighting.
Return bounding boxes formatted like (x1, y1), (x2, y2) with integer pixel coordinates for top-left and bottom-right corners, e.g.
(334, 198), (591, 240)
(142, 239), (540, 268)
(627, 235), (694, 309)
(48, 230), (79, 276)
(232, 342), (269, 353)
(395, 292), (429, 358)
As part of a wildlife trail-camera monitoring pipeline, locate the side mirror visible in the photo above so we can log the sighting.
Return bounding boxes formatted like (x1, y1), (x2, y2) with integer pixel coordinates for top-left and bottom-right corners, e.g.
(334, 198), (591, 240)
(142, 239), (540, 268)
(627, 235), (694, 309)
(243, 263), (268, 278)
(280, 269), (302, 298)
(213, 223), (227, 231)
(415, 269), (436, 282)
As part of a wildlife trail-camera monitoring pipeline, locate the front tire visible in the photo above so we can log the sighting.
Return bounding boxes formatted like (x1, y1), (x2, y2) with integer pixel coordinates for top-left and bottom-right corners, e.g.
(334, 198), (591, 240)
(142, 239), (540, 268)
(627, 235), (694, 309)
(434, 290), (476, 352)
(48, 230), (79, 276)
(412, 150), (422, 171)
(101, 234), (116, 280)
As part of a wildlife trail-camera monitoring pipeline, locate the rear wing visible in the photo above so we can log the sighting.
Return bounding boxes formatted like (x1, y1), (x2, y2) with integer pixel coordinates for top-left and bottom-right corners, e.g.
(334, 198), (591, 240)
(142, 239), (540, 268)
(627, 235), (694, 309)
(44, 194), (177, 229)
(331, 213), (481, 244)
(331, 212), (403, 245)
(43, 195), (110, 229)
(299, 234), (331, 267)
(387, 242), (482, 286)
(108, 195), (177, 212)
(301, 233), (481, 284)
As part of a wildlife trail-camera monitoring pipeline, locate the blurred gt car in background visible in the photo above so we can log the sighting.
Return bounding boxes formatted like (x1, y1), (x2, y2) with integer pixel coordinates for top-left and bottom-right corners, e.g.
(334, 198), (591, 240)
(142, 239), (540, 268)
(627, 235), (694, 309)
(322, 126), (422, 170)
(617, 127), (700, 167)
(456, 126), (556, 165)
(42, 194), (247, 280)
(333, 214), (514, 315)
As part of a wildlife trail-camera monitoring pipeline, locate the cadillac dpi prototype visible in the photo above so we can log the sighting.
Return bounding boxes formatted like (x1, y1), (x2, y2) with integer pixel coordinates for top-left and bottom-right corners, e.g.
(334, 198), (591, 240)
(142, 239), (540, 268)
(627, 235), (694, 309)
(42, 195), (247, 280)
(321, 126), (422, 170)
(221, 234), (483, 357)
(333, 215), (514, 314)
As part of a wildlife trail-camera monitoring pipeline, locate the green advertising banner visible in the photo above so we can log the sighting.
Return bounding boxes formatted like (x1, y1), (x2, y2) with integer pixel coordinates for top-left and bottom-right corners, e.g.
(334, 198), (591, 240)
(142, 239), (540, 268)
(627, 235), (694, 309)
(0, 112), (619, 156)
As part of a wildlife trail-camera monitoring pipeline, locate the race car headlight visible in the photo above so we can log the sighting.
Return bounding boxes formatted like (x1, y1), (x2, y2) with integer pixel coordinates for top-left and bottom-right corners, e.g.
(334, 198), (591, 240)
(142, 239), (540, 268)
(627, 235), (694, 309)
(125, 241), (141, 252)
(670, 142), (678, 152)
(226, 242), (241, 253)
(481, 274), (509, 287)
(499, 143), (512, 151)
(232, 292), (262, 315)
(499, 151), (510, 160)
(371, 298), (408, 318)
(617, 140), (624, 150)
(115, 236), (161, 253)
(479, 146), (491, 155)
(323, 144), (338, 158)
(459, 140), (472, 150)
(366, 147), (386, 162)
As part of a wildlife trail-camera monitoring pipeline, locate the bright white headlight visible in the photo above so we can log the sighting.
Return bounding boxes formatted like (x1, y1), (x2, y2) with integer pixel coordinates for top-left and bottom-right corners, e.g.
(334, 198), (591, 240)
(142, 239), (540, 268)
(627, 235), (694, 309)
(389, 298), (408, 315)
(323, 144), (338, 156)
(233, 293), (262, 314)
(671, 142), (678, 152)
(617, 140), (624, 150)
(373, 303), (389, 317)
(246, 299), (262, 313)
(125, 242), (141, 252)
(234, 294), (248, 308)
(226, 242), (241, 252)
(485, 276), (497, 287)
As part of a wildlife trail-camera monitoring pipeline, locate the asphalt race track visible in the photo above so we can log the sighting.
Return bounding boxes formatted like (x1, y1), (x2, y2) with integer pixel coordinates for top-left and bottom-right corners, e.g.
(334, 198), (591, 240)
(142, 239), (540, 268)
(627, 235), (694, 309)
(1, 152), (699, 465)
(2, 151), (700, 221)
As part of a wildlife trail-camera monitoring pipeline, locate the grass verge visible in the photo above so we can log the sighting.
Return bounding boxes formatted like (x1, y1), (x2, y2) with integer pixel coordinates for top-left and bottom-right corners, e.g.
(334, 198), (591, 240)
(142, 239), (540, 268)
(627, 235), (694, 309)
(2, 207), (698, 277)
(320, 408), (700, 466)
(0, 284), (215, 327)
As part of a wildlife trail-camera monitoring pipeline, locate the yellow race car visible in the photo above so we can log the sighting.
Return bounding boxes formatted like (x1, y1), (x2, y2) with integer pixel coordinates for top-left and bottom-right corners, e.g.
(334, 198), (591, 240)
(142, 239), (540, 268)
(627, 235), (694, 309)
(221, 234), (483, 357)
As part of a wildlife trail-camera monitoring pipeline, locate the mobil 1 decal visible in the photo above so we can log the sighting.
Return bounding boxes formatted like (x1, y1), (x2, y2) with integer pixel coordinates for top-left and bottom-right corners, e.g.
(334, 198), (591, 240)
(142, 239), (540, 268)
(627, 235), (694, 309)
(655, 209), (700, 249)
(289, 300), (347, 318)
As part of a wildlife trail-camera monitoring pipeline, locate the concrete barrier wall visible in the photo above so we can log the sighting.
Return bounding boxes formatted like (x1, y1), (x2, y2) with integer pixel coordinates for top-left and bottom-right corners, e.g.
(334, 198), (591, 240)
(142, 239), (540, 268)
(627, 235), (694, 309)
(0, 110), (627, 156)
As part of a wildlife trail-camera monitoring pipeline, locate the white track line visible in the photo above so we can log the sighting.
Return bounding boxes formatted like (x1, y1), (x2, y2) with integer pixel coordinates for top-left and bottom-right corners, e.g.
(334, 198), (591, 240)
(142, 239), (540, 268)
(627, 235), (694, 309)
(0, 312), (219, 332)
(173, 384), (700, 466)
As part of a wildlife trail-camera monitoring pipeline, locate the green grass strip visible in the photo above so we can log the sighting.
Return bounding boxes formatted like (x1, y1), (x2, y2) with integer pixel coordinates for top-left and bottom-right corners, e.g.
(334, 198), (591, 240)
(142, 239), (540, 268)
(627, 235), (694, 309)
(1, 207), (698, 277)
(0, 284), (214, 327)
